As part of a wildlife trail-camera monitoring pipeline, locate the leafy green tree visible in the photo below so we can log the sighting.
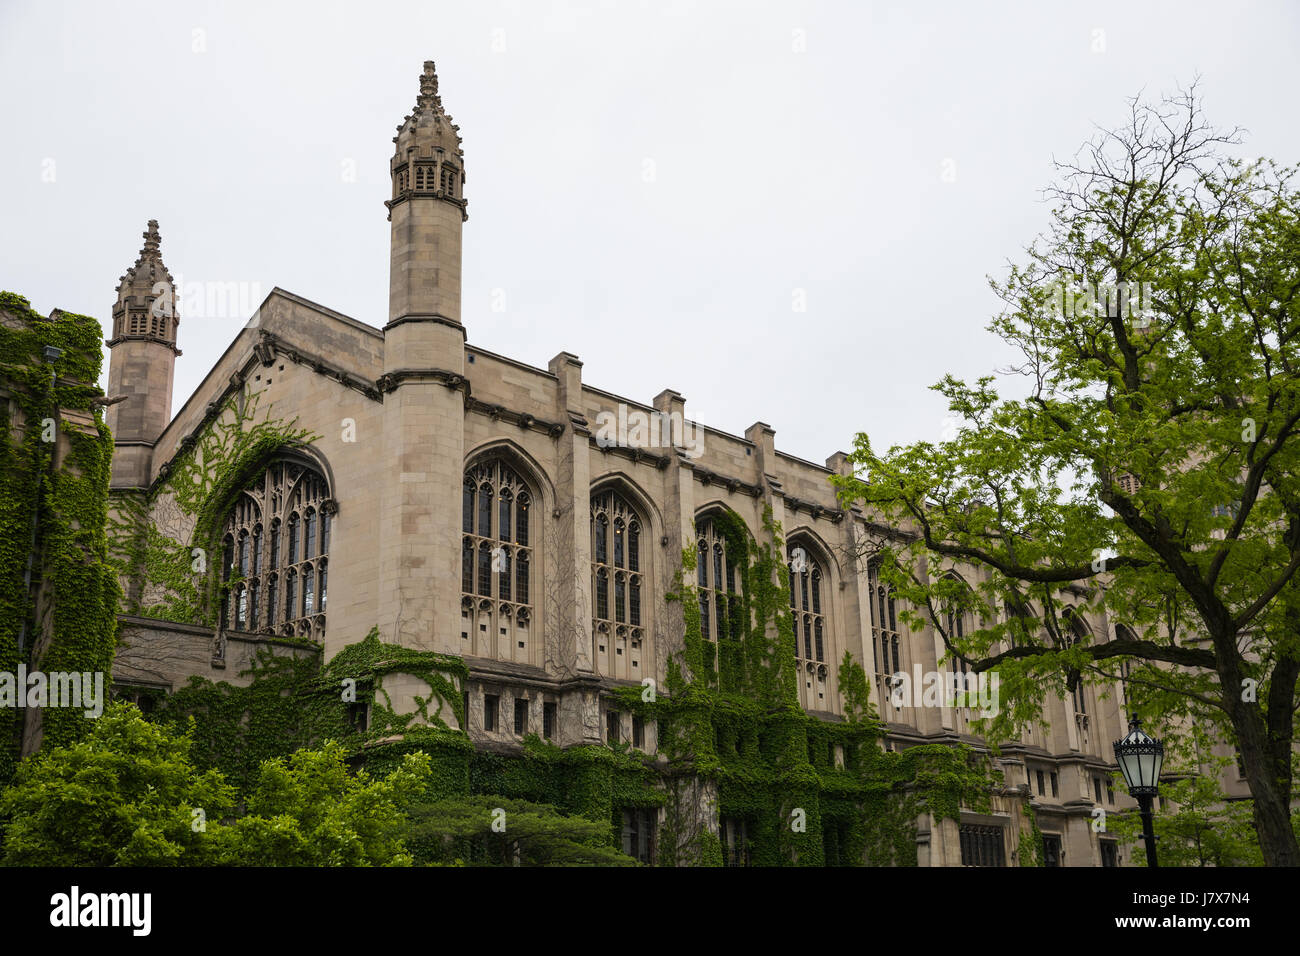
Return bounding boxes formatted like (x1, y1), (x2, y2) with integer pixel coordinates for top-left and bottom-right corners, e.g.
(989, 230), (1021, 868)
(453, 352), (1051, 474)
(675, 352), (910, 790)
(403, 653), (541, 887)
(832, 85), (1300, 864)
(0, 702), (430, 866)
(0, 702), (233, 865)
(404, 794), (637, 866)
(214, 742), (430, 866)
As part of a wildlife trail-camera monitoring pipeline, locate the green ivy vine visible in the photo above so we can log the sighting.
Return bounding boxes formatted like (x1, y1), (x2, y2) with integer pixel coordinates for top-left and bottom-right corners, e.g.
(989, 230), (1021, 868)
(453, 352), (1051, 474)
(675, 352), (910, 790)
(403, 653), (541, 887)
(0, 292), (120, 783)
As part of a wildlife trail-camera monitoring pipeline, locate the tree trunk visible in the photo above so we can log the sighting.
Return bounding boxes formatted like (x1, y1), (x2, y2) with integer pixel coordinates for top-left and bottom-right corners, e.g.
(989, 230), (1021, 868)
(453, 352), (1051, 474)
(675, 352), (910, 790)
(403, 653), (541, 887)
(1225, 694), (1300, 866)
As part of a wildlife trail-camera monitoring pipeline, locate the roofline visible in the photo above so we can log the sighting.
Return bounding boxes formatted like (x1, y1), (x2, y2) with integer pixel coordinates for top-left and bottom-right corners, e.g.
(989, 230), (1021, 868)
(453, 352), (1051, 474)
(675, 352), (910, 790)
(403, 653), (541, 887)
(154, 287), (379, 451)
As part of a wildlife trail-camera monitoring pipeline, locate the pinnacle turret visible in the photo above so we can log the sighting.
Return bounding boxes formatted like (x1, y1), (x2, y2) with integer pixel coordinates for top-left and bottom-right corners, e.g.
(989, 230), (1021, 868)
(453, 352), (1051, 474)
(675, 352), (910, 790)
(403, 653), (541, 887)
(110, 219), (178, 345)
(116, 219), (174, 301)
(388, 61), (467, 225)
(105, 218), (181, 488)
(386, 59), (468, 326)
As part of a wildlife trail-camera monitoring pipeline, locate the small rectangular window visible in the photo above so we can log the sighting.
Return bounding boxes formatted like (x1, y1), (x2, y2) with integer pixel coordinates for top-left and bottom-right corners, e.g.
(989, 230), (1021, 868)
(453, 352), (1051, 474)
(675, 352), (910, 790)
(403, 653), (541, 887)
(1050, 771), (1058, 798)
(621, 808), (655, 864)
(606, 710), (620, 745)
(462, 691), (470, 731)
(1094, 777), (1104, 803)
(483, 694), (498, 732)
(632, 715), (644, 749)
(1036, 770), (1045, 796)
(721, 816), (751, 867)
(1100, 841), (1119, 867)
(1042, 834), (1062, 867)
(514, 698), (528, 736)
(347, 701), (368, 732)
(543, 701), (556, 740)
(958, 824), (1006, 867)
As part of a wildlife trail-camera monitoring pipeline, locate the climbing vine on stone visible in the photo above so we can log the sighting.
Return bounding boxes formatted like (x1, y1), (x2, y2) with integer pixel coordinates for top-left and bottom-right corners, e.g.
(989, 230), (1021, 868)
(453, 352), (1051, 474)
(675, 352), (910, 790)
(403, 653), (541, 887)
(0, 292), (120, 782)
(106, 388), (316, 627)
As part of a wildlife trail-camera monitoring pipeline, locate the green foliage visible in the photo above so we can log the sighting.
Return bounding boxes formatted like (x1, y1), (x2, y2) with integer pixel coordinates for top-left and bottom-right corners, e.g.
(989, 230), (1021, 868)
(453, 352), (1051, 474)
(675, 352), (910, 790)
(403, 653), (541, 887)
(0, 702), (430, 866)
(405, 794), (637, 866)
(627, 507), (1000, 866)
(0, 702), (233, 865)
(1018, 802), (1045, 867)
(154, 628), (468, 791)
(0, 292), (120, 783)
(106, 388), (315, 626)
(215, 741), (430, 866)
(829, 88), (1300, 865)
(322, 626), (468, 734)
(155, 649), (344, 790)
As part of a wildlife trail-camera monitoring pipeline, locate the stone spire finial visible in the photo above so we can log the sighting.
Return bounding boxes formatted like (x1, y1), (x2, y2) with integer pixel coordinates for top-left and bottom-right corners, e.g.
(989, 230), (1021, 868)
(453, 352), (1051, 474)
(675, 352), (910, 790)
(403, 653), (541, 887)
(140, 219), (161, 258)
(392, 59), (461, 152)
(116, 218), (174, 297)
(414, 60), (443, 115)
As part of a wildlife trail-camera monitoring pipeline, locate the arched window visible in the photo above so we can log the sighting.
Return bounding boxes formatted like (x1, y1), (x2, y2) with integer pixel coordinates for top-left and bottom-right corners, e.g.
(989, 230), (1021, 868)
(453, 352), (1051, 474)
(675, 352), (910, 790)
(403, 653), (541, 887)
(1005, 596), (1033, 649)
(461, 458), (534, 663)
(695, 513), (741, 674)
(591, 488), (646, 679)
(1062, 608), (1090, 719)
(868, 560), (902, 706)
(788, 538), (831, 711)
(220, 456), (332, 641)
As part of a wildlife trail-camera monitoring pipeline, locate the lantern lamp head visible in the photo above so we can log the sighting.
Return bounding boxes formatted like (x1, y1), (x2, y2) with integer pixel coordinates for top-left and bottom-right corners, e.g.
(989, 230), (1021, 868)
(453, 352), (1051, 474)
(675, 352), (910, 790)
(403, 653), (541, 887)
(1113, 716), (1164, 797)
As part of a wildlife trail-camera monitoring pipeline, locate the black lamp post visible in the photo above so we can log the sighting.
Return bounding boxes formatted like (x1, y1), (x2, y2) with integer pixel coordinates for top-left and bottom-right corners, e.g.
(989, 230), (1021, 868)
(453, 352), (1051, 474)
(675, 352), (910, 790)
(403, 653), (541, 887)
(1113, 716), (1165, 867)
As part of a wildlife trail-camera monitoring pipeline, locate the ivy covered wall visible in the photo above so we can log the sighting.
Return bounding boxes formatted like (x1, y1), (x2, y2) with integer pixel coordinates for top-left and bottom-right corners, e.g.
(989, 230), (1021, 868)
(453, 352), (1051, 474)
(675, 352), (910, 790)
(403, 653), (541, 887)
(143, 504), (1001, 865)
(106, 388), (315, 628)
(0, 292), (120, 782)
(71, 302), (1006, 865)
(608, 508), (1000, 865)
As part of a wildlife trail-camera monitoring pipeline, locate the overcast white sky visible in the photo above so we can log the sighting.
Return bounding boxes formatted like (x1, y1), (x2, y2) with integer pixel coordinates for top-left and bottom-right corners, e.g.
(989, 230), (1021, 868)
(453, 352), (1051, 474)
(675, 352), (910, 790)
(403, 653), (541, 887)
(2, 1), (1298, 465)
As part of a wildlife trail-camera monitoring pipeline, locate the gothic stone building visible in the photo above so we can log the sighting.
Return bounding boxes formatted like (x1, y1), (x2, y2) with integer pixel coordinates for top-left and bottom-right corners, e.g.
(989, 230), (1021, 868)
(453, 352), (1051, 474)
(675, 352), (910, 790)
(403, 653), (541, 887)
(105, 61), (1143, 866)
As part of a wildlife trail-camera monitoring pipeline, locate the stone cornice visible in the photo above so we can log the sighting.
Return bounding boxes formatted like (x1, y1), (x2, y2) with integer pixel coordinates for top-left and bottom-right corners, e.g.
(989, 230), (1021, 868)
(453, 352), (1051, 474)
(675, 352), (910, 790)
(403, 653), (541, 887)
(257, 330), (383, 401)
(383, 312), (466, 337)
(782, 494), (847, 524)
(588, 436), (672, 469)
(376, 366), (468, 396)
(466, 397), (565, 439)
(384, 191), (469, 222)
(105, 334), (181, 356)
(693, 465), (762, 497)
